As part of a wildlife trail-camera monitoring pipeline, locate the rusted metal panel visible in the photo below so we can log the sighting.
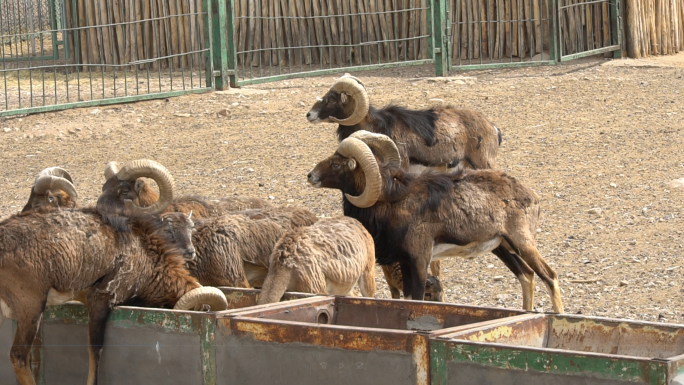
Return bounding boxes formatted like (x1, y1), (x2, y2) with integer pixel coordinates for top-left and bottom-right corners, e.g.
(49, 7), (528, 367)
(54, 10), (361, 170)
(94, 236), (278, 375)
(0, 320), (14, 380)
(431, 314), (684, 385)
(220, 287), (315, 309)
(14, 288), (318, 385)
(215, 297), (526, 385)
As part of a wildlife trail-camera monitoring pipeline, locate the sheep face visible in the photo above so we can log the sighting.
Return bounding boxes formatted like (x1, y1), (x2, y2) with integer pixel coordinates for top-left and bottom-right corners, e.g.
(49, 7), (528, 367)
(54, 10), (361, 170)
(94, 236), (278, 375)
(423, 275), (444, 302)
(98, 178), (159, 214)
(307, 153), (359, 192)
(306, 90), (353, 123)
(22, 189), (76, 212)
(158, 212), (196, 260)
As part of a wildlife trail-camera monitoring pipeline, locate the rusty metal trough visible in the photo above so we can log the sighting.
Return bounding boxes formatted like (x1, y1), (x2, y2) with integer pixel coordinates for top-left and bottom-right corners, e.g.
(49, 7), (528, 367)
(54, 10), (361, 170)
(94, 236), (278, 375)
(430, 314), (684, 385)
(214, 296), (527, 385)
(0, 288), (315, 385)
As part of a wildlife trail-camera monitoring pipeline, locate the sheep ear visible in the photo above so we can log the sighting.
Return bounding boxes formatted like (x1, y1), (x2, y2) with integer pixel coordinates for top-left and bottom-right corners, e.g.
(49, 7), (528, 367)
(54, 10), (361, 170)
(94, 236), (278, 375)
(347, 158), (357, 170)
(340, 92), (349, 104)
(134, 179), (145, 193)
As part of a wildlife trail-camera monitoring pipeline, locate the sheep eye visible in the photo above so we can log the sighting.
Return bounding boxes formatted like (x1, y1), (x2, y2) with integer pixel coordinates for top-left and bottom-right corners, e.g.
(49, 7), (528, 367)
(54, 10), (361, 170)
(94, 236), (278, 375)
(331, 164), (341, 171)
(48, 196), (55, 203)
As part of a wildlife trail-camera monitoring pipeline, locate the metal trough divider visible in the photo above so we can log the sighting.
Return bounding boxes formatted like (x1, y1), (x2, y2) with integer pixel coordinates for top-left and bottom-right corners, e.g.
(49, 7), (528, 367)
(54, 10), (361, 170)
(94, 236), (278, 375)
(213, 296), (527, 385)
(430, 314), (684, 385)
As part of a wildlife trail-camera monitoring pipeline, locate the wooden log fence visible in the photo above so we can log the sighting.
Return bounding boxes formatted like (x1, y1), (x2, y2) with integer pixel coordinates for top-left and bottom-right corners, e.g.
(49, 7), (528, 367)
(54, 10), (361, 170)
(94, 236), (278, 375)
(625, 0), (683, 57)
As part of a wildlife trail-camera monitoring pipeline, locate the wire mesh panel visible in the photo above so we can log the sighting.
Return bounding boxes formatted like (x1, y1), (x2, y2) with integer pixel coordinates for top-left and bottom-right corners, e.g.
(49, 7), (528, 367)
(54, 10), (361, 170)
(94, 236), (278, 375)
(559, 0), (620, 61)
(229, 0), (435, 86)
(0, 0), (62, 61)
(449, 0), (556, 69)
(0, 0), (212, 117)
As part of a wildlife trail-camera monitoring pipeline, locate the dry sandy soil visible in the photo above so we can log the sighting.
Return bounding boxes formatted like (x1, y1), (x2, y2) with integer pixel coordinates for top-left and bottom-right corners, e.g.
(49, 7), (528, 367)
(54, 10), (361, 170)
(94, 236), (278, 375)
(2, 53), (684, 323)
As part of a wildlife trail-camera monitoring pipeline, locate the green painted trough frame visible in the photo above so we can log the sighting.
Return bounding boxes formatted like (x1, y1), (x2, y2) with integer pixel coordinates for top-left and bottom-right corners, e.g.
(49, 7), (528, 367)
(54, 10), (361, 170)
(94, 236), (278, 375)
(213, 296), (528, 385)
(430, 313), (684, 385)
(0, 287), (314, 385)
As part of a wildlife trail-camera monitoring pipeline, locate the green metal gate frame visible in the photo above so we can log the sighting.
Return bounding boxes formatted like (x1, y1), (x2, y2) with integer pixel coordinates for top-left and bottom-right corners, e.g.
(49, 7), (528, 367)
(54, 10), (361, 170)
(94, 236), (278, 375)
(0, 0), (216, 117)
(0, 0), (626, 116)
(215, 0), (441, 88)
(558, 0), (622, 61)
(434, 0), (622, 73)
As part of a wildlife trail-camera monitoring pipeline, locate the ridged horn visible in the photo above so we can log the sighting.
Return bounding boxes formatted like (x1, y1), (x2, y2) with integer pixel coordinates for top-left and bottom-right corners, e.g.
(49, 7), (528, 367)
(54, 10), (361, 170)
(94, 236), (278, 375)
(116, 159), (174, 215)
(174, 287), (228, 311)
(337, 137), (382, 208)
(328, 75), (369, 126)
(349, 131), (402, 166)
(33, 167), (78, 199)
(104, 161), (121, 180)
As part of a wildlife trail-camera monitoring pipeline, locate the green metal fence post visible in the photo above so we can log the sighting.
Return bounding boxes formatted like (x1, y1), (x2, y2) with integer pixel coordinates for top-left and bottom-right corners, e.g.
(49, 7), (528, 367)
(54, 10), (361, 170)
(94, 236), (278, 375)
(210, 0), (229, 90)
(225, 0), (239, 87)
(550, 0), (560, 63)
(203, 0), (214, 88)
(611, 0), (622, 58)
(433, 0), (449, 76)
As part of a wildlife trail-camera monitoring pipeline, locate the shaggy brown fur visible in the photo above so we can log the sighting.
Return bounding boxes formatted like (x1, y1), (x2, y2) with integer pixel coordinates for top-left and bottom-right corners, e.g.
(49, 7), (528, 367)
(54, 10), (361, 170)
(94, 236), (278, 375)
(381, 263), (443, 302)
(309, 151), (564, 313)
(187, 207), (319, 288)
(258, 217), (376, 304)
(308, 91), (501, 170)
(0, 209), (199, 385)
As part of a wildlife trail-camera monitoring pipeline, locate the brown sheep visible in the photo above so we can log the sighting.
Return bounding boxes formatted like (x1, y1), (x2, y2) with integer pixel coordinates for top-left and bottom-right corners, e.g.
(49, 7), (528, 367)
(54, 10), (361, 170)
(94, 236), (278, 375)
(188, 206), (319, 288)
(306, 74), (501, 171)
(307, 130), (563, 313)
(21, 167), (78, 212)
(0, 209), (227, 385)
(98, 159), (271, 218)
(257, 216), (376, 304)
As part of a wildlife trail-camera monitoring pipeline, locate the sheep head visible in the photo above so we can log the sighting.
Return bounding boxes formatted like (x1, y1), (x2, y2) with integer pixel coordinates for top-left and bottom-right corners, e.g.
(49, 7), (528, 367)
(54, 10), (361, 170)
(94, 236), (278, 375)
(97, 159), (175, 216)
(156, 211), (197, 261)
(306, 74), (369, 126)
(308, 131), (401, 208)
(424, 275), (444, 302)
(22, 167), (78, 212)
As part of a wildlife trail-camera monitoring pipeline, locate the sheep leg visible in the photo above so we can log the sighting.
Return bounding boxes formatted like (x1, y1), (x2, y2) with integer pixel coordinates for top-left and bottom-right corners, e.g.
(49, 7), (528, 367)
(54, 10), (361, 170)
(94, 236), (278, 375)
(511, 243), (564, 314)
(86, 292), (115, 385)
(398, 261), (413, 299)
(407, 257), (429, 301)
(10, 311), (43, 385)
(357, 266), (376, 298)
(381, 265), (402, 299)
(429, 260), (442, 278)
(258, 266), (293, 305)
(491, 246), (535, 311)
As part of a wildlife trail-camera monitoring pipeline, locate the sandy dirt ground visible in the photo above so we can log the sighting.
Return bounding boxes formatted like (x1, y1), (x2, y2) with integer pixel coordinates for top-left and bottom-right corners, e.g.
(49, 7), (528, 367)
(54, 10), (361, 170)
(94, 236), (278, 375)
(2, 52), (684, 323)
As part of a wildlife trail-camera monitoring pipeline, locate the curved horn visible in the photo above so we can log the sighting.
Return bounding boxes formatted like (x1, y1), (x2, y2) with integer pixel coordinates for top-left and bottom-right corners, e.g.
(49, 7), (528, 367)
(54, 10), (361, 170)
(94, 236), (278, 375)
(33, 175), (78, 199)
(39, 167), (74, 183)
(116, 159), (175, 215)
(349, 131), (402, 166)
(337, 137), (382, 208)
(174, 287), (228, 311)
(328, 76), (369, 126)
(104, 161), (121, 180)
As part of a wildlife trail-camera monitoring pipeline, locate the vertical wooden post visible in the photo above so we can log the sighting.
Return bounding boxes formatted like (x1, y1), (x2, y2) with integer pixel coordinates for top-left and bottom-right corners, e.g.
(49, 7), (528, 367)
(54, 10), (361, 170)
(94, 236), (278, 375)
(433, 0), (449, 75)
